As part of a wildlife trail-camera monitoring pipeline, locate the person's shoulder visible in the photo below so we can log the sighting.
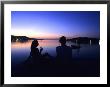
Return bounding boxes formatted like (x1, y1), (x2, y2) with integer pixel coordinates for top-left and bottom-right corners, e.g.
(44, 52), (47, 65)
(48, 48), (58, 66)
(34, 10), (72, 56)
(67, 46), (72, 49)
(56, 46), (61, 48)
(66, 46), (70, 48)
(56, 46), (61, 49)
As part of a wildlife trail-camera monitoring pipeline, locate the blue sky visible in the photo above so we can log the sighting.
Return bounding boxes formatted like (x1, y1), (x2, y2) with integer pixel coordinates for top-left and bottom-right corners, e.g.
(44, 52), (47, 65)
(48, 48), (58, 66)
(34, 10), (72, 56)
(11, 11), (100, 39)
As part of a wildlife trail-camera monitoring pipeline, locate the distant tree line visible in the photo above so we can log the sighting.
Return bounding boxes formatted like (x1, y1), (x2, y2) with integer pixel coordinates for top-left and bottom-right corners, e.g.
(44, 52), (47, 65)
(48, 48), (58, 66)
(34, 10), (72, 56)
(11, 35), (43, 42)
(67, 37), (100, 44)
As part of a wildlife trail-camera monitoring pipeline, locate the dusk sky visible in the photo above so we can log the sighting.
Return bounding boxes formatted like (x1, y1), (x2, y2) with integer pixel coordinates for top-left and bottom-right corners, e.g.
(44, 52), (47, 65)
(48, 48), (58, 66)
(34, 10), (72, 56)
(11, 11), (100, 39)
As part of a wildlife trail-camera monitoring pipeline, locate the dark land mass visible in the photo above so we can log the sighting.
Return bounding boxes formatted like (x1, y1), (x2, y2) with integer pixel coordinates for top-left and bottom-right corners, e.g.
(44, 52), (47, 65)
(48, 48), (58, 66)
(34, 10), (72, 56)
(11, 35), (100, 45)
(67, 37), (99, 44)
(11, 56), (100, 77)
(11, 35), (44, 42)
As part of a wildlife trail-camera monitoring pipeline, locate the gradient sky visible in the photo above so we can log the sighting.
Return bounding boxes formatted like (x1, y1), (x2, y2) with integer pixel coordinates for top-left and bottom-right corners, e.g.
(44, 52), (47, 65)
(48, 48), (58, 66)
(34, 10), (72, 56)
(11, 11), (100, 39)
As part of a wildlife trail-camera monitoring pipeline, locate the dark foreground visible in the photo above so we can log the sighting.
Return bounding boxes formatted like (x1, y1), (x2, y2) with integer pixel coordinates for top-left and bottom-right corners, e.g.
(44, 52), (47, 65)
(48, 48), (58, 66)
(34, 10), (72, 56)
(11, 57), (100, 77)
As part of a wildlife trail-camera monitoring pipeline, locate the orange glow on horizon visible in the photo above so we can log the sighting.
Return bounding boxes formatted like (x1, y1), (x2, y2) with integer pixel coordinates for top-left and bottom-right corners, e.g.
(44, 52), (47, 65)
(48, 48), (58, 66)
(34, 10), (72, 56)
(11, 28), (61, 39)
(30, 34), (60, 39)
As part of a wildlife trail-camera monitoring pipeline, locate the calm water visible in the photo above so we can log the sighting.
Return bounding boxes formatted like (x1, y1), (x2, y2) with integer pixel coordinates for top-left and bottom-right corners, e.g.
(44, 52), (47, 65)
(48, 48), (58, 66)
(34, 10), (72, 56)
(11, 40), (100, 66)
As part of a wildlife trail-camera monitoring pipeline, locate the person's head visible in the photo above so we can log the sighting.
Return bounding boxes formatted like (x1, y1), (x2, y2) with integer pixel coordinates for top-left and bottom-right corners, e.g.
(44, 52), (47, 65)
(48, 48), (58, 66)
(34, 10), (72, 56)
(31, 40), (39, 48)
(59, 36), (66, 45)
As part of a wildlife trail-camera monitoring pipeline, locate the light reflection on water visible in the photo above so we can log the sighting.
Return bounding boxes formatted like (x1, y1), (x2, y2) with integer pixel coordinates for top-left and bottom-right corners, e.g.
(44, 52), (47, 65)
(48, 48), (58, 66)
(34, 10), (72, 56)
(11, 40), (100, 65)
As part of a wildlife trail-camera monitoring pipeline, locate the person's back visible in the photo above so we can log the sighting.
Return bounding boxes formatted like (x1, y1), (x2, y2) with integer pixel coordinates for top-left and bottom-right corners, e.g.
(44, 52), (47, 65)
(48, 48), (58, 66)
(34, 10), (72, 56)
(56, 45), (72, 62)
(56, 36), (72, 64)
(31, 47), (40, 61)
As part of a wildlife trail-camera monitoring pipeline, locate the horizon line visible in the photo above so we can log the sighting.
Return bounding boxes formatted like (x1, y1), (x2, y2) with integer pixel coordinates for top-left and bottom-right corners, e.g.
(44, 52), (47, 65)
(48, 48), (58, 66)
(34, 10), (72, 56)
(11, 35), (100, 39)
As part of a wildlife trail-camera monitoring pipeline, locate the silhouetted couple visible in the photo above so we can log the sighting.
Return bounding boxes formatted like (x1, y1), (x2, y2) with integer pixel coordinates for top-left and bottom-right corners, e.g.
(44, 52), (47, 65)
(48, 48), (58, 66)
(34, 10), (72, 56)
(29, 36), (72, 64)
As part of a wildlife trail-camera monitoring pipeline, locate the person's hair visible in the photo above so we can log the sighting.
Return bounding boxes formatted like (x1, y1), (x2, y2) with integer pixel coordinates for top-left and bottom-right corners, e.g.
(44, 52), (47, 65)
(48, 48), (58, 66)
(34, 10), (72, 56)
(59, 36), (66, 45)
(31, 40), (39, 48)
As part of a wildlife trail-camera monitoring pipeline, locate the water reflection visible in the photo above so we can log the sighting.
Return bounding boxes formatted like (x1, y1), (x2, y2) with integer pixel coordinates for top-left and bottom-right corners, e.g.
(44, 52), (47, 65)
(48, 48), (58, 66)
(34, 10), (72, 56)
(11, 40), (100, 65)
(12, 40), (31, 48)
(11, 40), (60, 48)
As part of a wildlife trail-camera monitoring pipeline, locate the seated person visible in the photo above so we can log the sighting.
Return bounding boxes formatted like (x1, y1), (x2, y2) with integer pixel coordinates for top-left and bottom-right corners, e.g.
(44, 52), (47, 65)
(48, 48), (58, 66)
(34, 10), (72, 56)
(29, 40), (43, 64)
(56, 36), (72, 64)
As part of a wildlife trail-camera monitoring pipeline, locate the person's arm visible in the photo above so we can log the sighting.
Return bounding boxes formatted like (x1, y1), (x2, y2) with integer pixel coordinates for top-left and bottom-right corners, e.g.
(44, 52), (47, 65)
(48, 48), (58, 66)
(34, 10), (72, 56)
(56, 47), (60, 58)
(39, 47), (43, 54)
(56, 47), (58, 57)
(69, 47), (72, 59)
